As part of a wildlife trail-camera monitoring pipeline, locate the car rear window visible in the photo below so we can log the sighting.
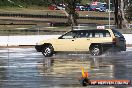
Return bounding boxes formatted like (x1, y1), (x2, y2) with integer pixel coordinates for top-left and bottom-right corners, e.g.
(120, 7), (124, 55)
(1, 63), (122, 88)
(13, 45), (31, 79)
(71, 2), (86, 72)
(112, 29), (124, 38)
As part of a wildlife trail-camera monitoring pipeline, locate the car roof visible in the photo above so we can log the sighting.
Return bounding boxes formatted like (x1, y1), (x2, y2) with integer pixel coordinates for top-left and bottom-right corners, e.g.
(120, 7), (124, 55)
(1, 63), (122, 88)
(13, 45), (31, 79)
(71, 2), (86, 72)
(72, 29), (111, 32)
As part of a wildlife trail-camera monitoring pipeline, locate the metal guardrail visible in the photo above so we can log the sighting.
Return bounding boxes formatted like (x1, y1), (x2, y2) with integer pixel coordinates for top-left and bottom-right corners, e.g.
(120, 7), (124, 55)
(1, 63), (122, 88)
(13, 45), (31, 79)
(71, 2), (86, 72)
(0, 13), (131, 25)
(79, 16), (114, 20)
(0, 13), (67, 18)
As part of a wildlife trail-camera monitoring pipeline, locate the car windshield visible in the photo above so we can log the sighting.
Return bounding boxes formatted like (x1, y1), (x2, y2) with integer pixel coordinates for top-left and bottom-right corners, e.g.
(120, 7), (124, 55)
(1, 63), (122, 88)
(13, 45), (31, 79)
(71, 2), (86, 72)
(59, 31), (77, 39)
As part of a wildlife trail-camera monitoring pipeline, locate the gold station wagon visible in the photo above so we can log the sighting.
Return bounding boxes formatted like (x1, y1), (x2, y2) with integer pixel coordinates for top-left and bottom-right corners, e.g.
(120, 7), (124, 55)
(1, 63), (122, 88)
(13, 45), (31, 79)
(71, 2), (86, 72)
(35, 29), (126, 57)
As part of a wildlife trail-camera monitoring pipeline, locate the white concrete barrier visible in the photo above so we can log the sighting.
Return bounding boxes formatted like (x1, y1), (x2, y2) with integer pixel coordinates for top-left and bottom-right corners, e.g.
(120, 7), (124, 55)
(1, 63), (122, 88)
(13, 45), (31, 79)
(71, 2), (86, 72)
(123, 34), (132, 44)
(0, 34), (131, 46)
(0, 35), (60, 46)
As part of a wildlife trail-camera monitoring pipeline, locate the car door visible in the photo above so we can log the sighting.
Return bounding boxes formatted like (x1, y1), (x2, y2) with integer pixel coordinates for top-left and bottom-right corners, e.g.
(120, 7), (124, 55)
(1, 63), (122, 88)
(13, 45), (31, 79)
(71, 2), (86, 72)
(74, 31), (91, 51)
(112, 29), (126, 51)
(54, 31), (77, 51)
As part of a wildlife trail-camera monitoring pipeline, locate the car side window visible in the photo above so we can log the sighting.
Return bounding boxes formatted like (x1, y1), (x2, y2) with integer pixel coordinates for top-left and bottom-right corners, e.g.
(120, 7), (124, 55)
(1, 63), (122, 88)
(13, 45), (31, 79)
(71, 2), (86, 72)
(89, 32), (93, 38)
(93, 30), (110, 38)
(95, 32), (104, 37)
(105, 32), (111, 37)
(77, 31), (91, 38)
(60, 31), (77, 39)
(102, 31), (111, 37)
(78, 32), (86, 38)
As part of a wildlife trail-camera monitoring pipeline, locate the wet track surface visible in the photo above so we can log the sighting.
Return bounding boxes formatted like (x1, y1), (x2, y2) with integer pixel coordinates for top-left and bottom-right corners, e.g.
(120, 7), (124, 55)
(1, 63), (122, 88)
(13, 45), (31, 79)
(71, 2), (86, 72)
(0, 47), (132, 88)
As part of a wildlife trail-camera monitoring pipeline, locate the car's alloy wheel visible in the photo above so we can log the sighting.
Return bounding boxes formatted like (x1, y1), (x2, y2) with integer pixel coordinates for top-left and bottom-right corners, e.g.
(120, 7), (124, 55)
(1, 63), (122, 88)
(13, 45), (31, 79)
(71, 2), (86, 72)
(90, 45), (102, 56)
(42, 45), (53, 57)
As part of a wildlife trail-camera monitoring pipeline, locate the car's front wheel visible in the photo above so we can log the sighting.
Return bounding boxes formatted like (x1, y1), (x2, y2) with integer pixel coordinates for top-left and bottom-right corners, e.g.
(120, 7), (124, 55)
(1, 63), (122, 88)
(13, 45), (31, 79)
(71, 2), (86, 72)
(42, 45), (54, 57)
(90, 45), (102, 56)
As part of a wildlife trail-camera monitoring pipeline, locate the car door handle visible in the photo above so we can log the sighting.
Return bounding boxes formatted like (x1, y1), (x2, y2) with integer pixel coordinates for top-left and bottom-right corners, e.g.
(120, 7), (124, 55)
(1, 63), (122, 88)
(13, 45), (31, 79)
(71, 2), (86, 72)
(87, 39), (90, 40)
(72, 40), (74, 41)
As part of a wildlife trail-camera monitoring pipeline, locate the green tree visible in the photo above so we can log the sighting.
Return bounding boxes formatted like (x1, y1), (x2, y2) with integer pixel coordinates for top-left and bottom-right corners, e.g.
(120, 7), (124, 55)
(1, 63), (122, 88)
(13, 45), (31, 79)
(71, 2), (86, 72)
(104, 0), (131, 29)
(126, 5), (132, 18)
(51, 0), (81, 29)
(65, 0), (80, 27)
(126, 2), (132, 23)
(0, 0), (51, 7)
(113, 0), (130, 29)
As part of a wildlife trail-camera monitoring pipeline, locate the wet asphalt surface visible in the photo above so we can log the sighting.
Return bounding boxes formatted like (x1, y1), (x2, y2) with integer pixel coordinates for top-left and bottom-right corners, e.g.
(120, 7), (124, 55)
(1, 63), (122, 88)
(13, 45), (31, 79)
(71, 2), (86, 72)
(0, 47), (132, 88)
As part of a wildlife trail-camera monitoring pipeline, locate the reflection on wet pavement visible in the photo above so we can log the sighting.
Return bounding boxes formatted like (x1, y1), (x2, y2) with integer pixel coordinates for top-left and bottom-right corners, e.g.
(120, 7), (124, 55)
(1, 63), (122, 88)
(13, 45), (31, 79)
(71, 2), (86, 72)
(0, 48), (132, 88)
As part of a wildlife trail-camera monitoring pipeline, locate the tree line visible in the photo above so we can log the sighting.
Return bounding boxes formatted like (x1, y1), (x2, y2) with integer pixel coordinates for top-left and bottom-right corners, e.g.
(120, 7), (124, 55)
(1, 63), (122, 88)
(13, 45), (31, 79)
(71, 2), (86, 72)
(0, 0), (112, 7)
(0, 0), (51, 7)
(0, 0), (131, 29)
(51, 0), (132, 29)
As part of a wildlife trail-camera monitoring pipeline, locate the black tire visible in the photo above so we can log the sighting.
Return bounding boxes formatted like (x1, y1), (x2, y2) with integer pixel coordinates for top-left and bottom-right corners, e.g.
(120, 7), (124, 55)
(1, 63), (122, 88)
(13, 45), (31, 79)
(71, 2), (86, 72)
(42, 45), (54, 57)
(90, 45), (102, 56)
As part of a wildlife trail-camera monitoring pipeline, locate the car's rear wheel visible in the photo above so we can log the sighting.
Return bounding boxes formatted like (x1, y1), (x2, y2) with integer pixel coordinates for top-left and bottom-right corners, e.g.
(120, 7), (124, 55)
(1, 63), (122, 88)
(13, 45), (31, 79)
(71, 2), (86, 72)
(90, 45), (102, 56)
(42, 45), (54, 57)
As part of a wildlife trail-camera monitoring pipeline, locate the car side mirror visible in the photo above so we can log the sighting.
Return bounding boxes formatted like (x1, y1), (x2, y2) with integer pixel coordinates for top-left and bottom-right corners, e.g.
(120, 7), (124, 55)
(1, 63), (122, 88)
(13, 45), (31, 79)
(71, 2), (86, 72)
(58, 36), (63, 39)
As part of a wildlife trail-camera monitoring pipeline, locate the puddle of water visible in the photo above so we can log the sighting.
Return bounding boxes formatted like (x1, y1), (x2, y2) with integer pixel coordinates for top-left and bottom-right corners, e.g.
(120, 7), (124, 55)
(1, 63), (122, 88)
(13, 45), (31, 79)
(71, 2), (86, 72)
(0, 48), (132, 88)
(38, 56), (115, 87)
